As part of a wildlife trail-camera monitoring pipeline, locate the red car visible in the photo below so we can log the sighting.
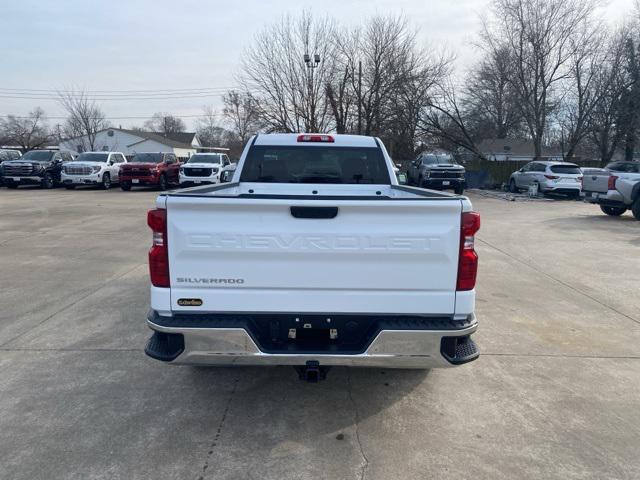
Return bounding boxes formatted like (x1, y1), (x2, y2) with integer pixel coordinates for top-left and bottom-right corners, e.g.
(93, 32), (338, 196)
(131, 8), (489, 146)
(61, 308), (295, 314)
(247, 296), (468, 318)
(119, 152), (181, 191)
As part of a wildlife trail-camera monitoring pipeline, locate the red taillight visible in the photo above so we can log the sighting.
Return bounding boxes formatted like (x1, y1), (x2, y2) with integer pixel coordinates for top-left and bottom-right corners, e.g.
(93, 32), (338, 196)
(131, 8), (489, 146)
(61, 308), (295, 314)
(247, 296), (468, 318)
(297, 134), (334, 143)
(457, 211), (480, 291)
(608, 175), (618, 190)
(147, 208), (169, 287)
(544, 175), (559, 180)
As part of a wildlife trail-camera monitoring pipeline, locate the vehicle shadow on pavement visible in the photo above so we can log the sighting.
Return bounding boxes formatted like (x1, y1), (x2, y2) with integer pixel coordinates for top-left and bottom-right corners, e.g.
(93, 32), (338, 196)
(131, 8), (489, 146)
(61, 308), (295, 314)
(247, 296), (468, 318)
(185, 364), (429, 429)
(543, 213), (638, 231)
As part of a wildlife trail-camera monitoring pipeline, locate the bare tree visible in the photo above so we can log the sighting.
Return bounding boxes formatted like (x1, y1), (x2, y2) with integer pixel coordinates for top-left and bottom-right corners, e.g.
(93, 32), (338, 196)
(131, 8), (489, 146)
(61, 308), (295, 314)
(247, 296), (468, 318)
(0, 108), (51, 150)
(143, 112), (186, 134)
(482, 0), (598, 158)
(222, 90), (261, 144)
(240, 12), (337, 132)
(419, 77), (487, 159)
(465, 45), (523, 140)
(195, 106), (226, 147)
(554, 20), (614, 161)
(58, 90), (109, 151)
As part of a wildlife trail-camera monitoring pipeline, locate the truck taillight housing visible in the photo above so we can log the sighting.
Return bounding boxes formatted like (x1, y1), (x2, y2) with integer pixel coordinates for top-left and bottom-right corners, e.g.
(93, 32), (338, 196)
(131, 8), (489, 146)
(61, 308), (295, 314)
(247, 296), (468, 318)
(608, 175), (618, 190)
(457, 211), (480, 291)
(148, 208), (169, 288)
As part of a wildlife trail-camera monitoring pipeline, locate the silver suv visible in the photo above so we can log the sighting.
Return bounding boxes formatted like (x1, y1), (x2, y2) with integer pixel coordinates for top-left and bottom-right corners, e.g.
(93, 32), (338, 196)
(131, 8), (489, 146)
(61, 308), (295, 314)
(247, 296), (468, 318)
(509, 161), (582, 197)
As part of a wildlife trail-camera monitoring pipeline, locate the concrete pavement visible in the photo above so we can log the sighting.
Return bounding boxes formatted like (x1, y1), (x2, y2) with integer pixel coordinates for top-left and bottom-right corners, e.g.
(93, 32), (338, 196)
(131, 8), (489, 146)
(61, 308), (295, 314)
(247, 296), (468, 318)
(0, 187), (638, 479)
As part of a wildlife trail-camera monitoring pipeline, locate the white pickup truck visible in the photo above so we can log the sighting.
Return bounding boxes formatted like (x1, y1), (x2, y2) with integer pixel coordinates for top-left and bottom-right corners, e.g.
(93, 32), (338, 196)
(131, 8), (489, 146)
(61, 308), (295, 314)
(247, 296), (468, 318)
(581, 161), (640, 219)
(144, 133), (480, 380)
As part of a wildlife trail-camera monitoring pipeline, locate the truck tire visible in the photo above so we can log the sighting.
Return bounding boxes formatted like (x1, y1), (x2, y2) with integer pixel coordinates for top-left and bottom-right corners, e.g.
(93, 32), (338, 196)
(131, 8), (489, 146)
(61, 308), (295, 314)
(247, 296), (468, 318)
(120, 182), (131, 191)
(6, 182), (18, 189)
(631, 196), (640, 220)
(600, 205), (627, 216)
(41, 173), (54, 189)
(101, 173), (111, 190)
(454, 185), (464, 195)
(158, 174), (168, 191)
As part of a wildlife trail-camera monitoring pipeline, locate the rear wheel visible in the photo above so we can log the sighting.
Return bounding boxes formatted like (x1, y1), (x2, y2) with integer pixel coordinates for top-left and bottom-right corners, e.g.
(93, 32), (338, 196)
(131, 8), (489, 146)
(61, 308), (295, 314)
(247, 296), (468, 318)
(101, 173), (111, 190)
(600, 205), (627, 216)
(120, 182), (131, 191)
(631, 196), (640, 220)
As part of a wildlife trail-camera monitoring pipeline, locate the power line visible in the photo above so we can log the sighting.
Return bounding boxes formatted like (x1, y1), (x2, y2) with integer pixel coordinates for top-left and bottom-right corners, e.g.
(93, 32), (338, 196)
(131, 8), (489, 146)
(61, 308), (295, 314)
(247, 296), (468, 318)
(0, 93), (230, 101)
(0, 113), (207, 120)
(0, 86), (236, 93)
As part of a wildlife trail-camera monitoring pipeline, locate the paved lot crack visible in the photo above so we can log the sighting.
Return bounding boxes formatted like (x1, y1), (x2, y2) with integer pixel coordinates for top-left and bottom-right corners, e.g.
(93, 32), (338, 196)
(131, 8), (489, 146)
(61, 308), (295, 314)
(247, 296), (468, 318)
(477, 237), (640, 326)
(0, 263), (146, 348)
(347, 369), (369, 480)
(198, 376), (240, 480)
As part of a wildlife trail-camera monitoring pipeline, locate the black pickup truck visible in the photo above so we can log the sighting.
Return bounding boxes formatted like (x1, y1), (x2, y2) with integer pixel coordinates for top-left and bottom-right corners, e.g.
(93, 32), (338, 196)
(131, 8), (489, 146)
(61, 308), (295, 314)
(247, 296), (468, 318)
(407, 152), (466, 194)
(1, 150), (75, 189)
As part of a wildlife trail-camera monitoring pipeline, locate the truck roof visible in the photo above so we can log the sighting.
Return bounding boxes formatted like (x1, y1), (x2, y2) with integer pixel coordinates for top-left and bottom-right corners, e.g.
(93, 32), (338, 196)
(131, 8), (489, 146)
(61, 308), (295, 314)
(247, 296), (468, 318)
(253, 133), (378, 148)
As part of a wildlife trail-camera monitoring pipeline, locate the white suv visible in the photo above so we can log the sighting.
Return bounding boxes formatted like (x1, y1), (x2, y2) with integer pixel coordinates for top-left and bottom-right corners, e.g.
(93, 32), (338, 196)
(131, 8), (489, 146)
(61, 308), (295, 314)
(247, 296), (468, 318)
(61, 152), (128, 190)
(179, 153), (232, 186)
(509, 161), (583, 197)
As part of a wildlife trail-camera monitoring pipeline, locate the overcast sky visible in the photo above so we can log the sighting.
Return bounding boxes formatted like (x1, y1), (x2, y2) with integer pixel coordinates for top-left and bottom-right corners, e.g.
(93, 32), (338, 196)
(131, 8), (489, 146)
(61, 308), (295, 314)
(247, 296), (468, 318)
(0, 0), (635, 129)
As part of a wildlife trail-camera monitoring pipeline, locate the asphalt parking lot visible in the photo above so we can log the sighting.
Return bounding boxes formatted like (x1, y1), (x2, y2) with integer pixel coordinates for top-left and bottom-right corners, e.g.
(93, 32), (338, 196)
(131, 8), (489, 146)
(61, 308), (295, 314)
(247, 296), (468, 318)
(0, 187), (639, 480)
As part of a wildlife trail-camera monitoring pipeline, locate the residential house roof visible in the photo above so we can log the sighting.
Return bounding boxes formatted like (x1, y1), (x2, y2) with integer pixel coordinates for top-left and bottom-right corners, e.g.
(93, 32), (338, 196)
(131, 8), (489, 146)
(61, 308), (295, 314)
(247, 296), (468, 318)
(61, 128), (198, 150)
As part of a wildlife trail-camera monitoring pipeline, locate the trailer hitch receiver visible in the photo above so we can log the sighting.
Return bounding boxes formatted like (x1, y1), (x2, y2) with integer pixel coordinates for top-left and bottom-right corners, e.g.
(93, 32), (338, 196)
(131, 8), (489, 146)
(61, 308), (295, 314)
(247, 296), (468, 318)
(295, 360), (330, 382)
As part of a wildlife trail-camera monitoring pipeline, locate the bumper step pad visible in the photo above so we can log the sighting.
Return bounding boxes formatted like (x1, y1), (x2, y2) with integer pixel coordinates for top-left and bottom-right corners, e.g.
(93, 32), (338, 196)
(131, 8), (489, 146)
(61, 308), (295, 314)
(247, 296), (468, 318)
(145, 331), (185, 362)
(440, 335), (479, 365)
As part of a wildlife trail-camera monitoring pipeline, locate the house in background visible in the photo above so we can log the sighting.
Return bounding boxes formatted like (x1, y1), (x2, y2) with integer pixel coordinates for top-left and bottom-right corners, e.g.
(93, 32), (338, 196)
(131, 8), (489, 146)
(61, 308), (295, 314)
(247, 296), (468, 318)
(59, 128), (227, 158)
(476, 139), (564, 162)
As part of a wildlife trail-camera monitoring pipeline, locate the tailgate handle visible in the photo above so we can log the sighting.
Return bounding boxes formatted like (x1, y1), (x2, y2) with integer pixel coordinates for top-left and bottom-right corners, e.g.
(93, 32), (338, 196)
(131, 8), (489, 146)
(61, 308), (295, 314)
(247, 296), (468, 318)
(290, 206), (338, 219)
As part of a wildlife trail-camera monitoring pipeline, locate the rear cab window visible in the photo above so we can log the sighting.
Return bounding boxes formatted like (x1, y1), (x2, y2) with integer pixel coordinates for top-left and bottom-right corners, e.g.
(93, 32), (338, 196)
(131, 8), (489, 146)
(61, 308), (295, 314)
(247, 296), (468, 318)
(550, 164), (581, 174)
(240, 145), (391, 184)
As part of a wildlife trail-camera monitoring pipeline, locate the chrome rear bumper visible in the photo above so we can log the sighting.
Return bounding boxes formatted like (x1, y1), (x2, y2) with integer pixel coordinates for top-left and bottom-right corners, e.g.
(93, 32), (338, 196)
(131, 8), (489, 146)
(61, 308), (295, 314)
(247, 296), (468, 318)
(146, 312), (479, 369)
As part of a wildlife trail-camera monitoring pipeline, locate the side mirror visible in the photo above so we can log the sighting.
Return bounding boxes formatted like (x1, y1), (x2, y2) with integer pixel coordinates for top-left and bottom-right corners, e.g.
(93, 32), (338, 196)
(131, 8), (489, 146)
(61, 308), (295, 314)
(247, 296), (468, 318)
(395, 163), (402, 169)
(519, 168), (524, 173)
(396, 173), (408, 185)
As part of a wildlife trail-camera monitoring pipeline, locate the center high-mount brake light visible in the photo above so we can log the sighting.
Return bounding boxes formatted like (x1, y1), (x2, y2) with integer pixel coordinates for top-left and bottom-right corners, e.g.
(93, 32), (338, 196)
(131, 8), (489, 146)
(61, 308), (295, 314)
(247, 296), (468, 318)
(297, 134), (334, 143)
(148, 208), (170, 288)
(608, 175), (618, 190)
(457, 211), (480, 291)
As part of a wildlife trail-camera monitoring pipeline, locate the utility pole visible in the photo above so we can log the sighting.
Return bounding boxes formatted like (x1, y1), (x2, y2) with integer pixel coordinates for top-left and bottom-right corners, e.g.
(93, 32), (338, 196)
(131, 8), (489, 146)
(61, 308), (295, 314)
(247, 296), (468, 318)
(304, 53), (320, 132)
(357, 60), (362, 135)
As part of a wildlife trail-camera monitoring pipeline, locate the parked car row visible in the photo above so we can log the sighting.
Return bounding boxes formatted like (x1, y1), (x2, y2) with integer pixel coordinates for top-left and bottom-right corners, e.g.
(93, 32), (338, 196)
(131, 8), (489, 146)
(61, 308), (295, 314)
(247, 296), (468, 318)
(0, 150), (236, 190)
(507, 159), (640, 219)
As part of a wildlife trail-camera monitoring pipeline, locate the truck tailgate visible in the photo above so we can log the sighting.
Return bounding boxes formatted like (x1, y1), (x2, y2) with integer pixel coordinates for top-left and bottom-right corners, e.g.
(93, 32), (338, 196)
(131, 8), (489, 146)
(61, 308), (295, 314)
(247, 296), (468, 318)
(581, 170), (610, 193)
(165, 196), (463, 315)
